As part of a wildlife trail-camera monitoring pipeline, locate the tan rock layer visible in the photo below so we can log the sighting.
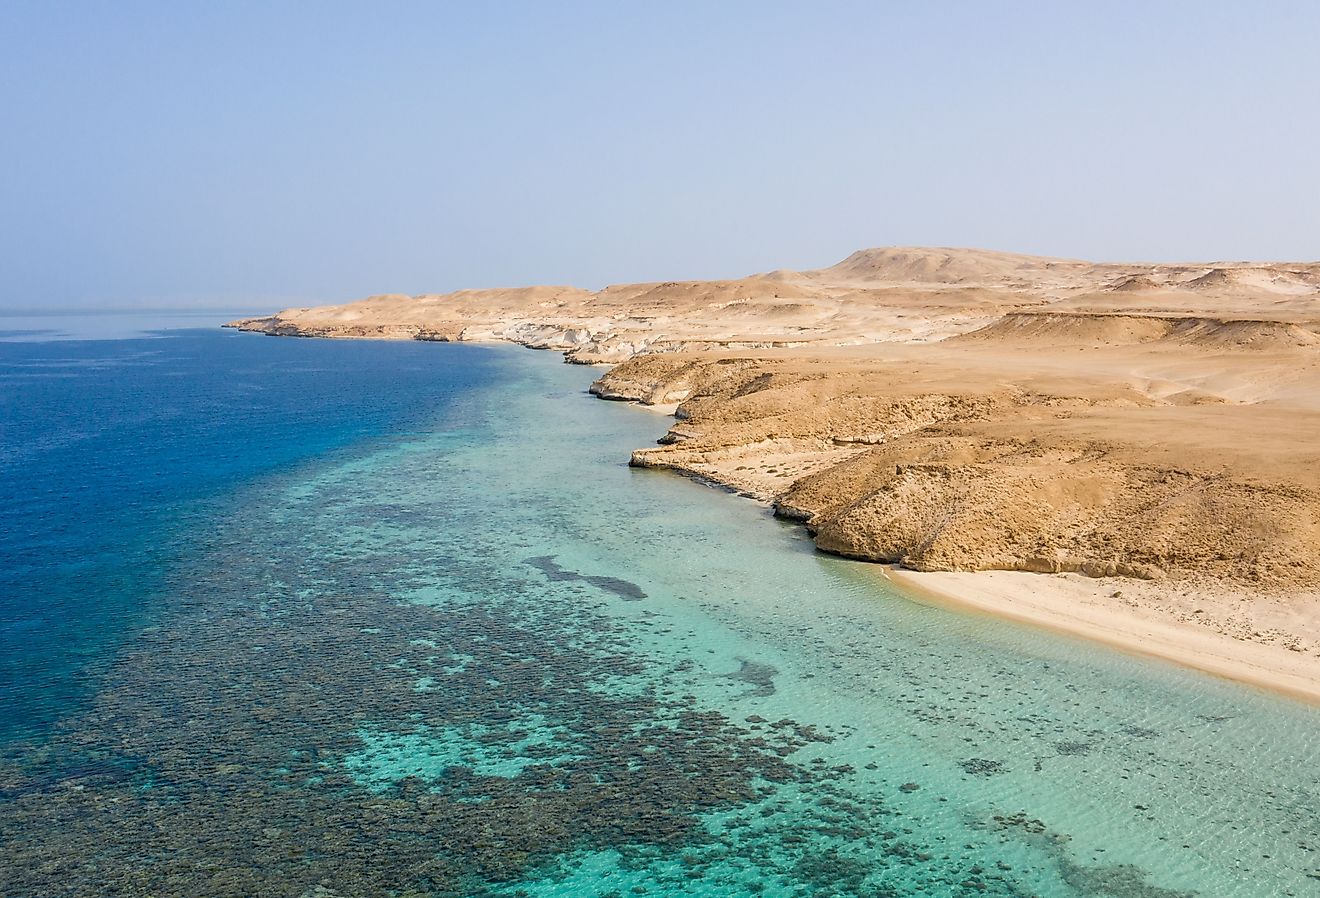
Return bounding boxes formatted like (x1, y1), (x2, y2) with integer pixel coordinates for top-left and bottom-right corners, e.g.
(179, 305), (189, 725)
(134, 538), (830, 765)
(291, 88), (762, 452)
(597, 349), (1320, 589)
(228, 246), (1320, 590)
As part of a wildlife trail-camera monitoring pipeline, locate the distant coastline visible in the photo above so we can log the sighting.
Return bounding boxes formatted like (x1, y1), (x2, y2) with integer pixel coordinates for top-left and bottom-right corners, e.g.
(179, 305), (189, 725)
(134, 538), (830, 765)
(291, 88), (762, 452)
(227, 246), (1320, 702)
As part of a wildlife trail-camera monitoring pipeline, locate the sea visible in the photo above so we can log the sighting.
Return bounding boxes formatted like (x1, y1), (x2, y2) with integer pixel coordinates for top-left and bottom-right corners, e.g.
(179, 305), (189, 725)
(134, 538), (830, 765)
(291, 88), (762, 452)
(1, 313), (1317, 897)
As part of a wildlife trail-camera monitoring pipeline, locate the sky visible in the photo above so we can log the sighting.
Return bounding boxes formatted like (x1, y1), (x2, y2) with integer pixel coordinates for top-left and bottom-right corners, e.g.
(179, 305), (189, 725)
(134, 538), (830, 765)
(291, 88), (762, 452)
(1, 1), (1318, 310)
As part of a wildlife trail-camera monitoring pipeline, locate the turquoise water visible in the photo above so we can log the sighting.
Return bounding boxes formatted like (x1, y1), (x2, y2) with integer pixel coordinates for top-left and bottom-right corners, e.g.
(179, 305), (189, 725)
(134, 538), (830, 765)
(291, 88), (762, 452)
(2, 327), (1318, 896)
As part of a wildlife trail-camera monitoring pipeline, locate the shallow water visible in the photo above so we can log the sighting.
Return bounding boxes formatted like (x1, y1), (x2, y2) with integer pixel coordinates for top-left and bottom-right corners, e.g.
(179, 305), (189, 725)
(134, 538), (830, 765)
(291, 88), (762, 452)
(2, 329), (1318, 897)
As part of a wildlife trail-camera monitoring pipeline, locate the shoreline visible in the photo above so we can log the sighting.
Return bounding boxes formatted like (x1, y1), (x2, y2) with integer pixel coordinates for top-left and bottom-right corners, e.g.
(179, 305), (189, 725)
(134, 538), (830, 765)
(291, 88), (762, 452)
(230, 325), (1320, 706)
(577, 342), (1320, 707)
(880, 566), (1320, 706)
(620, 391), (1320, 706)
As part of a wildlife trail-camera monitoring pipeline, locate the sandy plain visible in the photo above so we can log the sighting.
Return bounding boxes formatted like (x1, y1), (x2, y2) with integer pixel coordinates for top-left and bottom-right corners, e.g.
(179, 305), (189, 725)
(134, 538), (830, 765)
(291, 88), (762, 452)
(230, 247), (1320, 701)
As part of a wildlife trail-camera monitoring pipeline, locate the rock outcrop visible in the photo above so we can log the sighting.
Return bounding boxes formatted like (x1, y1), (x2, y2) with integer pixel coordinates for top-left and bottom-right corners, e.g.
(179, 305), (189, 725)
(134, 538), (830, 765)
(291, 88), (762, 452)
(229, 247), (1320, 589)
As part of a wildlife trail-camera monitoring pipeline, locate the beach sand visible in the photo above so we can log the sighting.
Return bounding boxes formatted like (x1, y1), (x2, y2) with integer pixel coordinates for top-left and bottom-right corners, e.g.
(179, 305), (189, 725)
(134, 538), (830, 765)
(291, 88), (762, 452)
(884, 567), (1320, 704)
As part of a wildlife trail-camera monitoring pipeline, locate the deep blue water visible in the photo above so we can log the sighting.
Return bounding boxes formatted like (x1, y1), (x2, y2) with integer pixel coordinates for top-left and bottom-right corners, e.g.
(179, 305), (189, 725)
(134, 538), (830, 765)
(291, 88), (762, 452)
(0, 328), (496, 741)
(2, 323), (1318, 897)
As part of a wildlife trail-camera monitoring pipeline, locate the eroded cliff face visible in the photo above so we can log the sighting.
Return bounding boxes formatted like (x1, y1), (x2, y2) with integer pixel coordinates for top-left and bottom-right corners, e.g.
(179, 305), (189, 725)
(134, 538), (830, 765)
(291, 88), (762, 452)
(596, 344), (1320, 588)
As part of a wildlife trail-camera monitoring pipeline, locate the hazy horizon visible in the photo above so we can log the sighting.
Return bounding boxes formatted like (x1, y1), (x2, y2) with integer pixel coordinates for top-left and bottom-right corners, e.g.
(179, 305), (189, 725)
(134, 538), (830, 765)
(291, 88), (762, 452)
(3, 1), (1318, 310)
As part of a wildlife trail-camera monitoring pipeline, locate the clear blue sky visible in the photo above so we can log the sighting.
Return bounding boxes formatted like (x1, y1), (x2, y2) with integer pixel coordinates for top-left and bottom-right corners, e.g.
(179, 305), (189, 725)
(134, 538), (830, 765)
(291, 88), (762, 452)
(2, 1), (1317, 309)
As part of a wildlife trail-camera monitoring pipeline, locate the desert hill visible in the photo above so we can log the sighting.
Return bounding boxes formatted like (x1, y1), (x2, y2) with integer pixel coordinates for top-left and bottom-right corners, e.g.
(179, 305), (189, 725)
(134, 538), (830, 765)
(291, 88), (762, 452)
(231, 246), (1320, 361)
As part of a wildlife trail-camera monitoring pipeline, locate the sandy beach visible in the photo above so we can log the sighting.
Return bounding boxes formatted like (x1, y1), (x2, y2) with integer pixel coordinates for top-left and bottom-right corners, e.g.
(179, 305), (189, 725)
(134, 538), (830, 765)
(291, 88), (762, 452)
(884, 567), (1320, 705)
(228, 246), (1320, 701)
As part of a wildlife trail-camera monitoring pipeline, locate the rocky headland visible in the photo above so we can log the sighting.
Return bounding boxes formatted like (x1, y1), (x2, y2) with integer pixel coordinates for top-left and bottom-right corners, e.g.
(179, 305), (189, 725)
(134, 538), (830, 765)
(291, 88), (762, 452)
(229, 247), (1320, 700)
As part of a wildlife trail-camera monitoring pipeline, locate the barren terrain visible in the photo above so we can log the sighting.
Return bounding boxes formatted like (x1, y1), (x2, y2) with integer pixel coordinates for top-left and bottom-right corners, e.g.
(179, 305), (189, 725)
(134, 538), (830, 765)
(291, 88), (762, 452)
(230, 247), (1320, 699)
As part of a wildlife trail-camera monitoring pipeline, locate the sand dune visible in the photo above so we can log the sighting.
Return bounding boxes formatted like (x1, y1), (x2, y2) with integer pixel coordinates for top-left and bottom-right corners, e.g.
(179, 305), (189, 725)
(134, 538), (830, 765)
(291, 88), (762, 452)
(229, 246), (1320, 699)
